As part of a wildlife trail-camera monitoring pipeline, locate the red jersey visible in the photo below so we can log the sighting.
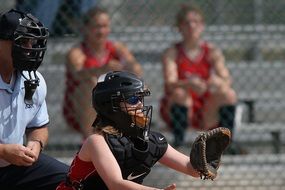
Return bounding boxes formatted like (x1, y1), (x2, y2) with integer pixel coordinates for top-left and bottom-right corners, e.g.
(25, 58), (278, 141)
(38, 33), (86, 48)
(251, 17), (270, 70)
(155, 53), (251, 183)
(175, 41), (211, 101)
(160, 41), (213, 129)
(56, 154), (96, 190)
(63, 41), (120, 131)
(175, 41), (212, 128)
(82, 41), (120, 68)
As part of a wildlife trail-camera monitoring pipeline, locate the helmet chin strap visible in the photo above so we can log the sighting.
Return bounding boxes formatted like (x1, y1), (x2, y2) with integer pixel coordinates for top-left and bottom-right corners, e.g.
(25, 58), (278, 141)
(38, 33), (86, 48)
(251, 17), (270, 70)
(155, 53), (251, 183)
(21, 70), (39, 106)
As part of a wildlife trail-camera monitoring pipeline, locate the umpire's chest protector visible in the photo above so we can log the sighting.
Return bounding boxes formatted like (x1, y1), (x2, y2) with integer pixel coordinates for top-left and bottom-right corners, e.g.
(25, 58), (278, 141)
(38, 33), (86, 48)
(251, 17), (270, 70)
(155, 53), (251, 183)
(106, 131), (168, 184)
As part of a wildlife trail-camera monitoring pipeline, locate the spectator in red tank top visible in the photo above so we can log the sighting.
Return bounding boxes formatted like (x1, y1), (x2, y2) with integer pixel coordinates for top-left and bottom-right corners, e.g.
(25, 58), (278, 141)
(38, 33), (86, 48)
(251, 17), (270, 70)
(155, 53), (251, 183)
(160, 4), (237, 147)
(63, 6), (143, 139)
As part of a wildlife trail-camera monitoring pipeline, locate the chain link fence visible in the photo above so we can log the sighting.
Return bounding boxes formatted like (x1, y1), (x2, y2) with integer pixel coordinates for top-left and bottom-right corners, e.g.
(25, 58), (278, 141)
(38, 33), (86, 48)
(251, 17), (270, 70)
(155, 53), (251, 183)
(3, 0), (285, 189)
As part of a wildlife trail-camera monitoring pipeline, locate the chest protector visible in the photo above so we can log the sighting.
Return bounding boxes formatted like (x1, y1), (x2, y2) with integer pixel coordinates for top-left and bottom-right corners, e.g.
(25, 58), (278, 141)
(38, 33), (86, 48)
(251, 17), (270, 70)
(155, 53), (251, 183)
(71, 131), (167, 190)
(106, 131), (168, 184)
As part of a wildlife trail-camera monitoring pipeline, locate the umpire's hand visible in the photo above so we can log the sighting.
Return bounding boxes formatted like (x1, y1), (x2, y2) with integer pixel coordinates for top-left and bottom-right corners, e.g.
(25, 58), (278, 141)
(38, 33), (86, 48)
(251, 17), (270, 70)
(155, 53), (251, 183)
(0, 144), (37, 166)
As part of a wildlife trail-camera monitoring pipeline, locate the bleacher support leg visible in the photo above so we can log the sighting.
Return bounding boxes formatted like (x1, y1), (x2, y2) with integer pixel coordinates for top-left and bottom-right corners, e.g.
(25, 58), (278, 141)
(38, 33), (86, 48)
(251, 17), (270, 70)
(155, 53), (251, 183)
(271, 131), (280, 154)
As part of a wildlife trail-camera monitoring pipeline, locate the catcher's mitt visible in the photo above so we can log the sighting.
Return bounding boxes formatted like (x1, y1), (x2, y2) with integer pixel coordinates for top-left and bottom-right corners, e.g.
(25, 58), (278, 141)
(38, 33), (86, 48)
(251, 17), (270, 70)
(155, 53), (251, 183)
(190, 127), (231, 180)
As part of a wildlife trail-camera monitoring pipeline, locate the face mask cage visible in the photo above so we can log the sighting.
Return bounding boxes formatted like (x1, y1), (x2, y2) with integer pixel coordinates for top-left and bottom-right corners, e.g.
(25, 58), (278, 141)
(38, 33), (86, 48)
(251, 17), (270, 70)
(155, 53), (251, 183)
(12, 35), (48, 72)
(111, 89), (150, 112)
(134, 105), (153, 141)
(110, 89), (152, 141)
(122, 103), (153, 141)
(14, 35), (47, 52)
(11, 15), (49, 106)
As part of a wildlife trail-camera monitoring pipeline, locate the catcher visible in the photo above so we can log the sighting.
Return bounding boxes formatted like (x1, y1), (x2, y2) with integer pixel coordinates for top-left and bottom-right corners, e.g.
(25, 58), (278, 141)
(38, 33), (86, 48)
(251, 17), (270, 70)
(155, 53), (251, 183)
(56, 71), (231, 190)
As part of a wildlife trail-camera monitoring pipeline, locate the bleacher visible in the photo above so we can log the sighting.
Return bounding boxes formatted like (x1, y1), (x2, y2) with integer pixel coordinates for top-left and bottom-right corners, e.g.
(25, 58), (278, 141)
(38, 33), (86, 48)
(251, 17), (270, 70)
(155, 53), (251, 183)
(42, 25), (285, 155)
(45, 24), (285, 58)
(110, 24), (285, 51)
(41, 62), (285, 155)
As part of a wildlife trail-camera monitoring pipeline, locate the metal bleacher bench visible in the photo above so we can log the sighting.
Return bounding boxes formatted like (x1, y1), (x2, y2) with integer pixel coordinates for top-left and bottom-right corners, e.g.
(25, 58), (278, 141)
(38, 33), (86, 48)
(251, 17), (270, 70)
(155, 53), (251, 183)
(43, 24), (285, 154)
(43, 62), (285, 153)
(229, 63), (285, 153)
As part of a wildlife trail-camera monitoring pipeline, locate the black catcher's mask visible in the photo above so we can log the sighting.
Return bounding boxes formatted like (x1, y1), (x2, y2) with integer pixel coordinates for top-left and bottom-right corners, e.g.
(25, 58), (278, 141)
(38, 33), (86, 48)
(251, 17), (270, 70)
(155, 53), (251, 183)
(92, 71), (153, 141)
(0, 9), (49, 105)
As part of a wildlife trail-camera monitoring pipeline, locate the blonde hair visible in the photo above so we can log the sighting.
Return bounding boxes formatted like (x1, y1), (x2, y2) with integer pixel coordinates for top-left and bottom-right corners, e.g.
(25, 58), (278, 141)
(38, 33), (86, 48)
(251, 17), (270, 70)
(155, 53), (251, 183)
(94, 125), (121, 136)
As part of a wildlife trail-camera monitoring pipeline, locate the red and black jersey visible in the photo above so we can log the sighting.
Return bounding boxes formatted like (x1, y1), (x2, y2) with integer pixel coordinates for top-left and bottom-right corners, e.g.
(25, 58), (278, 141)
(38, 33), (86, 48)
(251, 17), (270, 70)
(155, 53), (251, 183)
(56, 131), (168, 190)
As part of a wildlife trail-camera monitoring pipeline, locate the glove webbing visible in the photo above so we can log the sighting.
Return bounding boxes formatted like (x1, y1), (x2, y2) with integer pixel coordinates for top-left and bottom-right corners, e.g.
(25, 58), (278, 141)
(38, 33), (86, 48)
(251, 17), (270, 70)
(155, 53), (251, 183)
(199, 132), (217, 180)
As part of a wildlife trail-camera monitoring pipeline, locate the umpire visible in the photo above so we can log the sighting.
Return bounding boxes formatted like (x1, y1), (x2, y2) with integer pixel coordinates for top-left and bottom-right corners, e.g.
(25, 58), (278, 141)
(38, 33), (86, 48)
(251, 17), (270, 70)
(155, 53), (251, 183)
(0, 9), (68, 190)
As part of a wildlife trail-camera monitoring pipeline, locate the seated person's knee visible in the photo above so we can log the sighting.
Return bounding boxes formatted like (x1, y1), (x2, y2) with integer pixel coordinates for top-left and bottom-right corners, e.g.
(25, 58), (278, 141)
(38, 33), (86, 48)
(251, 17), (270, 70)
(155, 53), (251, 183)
(224, 88), (237, 105)
(171, 88), (190, 106)
(214, 87), (237, 105)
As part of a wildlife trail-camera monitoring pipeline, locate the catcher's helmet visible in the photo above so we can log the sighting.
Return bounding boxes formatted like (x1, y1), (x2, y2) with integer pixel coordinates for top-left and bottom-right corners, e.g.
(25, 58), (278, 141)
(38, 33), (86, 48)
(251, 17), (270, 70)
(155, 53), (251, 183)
(92, 71), (152, 141)
(0, 9), (49, 71)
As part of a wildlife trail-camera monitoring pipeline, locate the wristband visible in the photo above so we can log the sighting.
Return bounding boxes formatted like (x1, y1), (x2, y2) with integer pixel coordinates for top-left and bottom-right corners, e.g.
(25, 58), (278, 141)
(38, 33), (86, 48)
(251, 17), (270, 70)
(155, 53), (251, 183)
(30, 139), (44, 152)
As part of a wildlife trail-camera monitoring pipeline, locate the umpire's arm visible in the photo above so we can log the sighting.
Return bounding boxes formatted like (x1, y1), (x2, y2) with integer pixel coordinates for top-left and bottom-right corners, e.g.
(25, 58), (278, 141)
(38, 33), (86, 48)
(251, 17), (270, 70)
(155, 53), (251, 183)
(25, 125), (48, 159)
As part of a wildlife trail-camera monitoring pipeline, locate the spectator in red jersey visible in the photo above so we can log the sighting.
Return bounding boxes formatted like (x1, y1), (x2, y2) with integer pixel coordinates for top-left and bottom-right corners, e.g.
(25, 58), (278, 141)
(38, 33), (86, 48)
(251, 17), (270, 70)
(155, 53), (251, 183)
(63, 6), (142, 139)
(160, 4), (237, 147)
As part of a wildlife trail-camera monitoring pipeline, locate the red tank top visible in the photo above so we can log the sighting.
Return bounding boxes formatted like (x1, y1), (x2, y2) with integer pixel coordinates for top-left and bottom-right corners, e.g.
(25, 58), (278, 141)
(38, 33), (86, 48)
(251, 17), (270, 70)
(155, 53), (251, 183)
(82, 41), (120, 68)
(56, 154), (96, 190)
(160, 42), (213, 129)
(175, 41), (212, 101)
(63, 41), (121, 130)
(66, 40), (120, 89)
(64, 40), (120, 98)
